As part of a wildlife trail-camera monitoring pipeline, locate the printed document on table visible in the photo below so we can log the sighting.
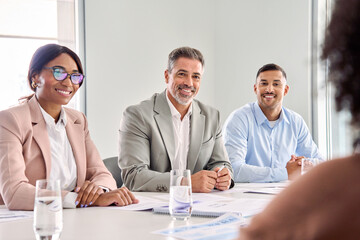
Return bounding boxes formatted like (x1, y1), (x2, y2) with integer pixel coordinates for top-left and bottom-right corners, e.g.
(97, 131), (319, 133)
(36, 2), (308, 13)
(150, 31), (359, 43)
(156, 192), (233, 203)
(215, 182), (289, 195)
(192, 198), (271, 218)
(240, 181), (290, 189)
(244, 187), (285, 195)
(0, 209), (33, 223)
(153, 213), (245, 240)
(108, 195), (167, 211)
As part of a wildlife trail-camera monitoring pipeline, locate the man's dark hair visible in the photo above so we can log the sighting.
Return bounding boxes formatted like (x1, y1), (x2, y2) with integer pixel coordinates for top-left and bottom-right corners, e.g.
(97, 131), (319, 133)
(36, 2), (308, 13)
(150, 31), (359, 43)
(256, 63), (287, 80)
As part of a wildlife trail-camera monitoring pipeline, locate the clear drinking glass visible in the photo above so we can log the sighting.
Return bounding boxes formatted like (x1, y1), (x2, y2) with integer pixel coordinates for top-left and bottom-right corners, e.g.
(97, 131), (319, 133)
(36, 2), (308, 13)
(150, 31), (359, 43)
(301, 158), (323, 175)
(33, 179), (63, 240)
(169, 169), (193, 220)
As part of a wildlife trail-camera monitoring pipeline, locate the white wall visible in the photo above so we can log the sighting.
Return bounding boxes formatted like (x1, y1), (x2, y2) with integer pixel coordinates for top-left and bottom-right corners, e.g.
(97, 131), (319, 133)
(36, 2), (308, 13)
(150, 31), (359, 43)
(214, 1), (311, 124)
(84, 0), (312, 159)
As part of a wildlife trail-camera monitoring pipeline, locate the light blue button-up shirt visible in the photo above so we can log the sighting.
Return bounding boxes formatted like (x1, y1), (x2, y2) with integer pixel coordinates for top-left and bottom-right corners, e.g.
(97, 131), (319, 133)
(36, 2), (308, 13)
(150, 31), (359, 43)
(223, 102), (323, 182)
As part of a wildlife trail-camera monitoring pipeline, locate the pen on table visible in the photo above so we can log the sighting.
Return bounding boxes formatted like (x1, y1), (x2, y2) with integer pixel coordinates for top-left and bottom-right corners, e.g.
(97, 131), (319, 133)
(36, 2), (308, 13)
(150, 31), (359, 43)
(218, 164), (226, 173)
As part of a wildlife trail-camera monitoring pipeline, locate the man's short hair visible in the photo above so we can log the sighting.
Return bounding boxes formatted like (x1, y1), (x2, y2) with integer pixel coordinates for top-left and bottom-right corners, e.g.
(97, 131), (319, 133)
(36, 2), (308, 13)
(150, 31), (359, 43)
(167, 47), (205, 73)
(256, 63), (287, 80)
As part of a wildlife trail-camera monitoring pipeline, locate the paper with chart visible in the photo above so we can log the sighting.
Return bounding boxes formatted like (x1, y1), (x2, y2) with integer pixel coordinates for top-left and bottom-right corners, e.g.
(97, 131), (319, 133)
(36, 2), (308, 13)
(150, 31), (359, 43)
(192, 197), (271, 218)
(154, 194), (271, 218)
(153, 213), (246, 240)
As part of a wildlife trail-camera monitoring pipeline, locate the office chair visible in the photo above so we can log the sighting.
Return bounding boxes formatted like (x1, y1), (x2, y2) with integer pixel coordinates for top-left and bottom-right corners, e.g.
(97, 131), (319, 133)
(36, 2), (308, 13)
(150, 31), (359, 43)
(103, 156), (123, 188)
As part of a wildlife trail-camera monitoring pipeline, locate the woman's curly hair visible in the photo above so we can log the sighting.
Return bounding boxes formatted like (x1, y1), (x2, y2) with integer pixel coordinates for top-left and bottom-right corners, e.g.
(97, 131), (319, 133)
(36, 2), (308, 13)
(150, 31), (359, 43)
(322, 0), (360, 127)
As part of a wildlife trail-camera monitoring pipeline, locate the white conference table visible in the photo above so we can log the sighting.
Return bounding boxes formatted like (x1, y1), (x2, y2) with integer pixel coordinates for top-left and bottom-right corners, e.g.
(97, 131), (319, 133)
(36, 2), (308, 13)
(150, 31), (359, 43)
(0, 183), (287, 240)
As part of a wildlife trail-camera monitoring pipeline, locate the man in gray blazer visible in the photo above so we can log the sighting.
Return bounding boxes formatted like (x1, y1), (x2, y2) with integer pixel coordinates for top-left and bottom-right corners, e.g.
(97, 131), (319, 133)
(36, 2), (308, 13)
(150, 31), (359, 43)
(118, 47), (233, 193)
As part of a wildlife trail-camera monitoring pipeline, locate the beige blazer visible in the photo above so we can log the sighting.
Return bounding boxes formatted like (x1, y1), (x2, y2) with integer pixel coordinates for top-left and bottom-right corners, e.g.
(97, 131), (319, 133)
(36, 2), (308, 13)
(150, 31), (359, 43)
(0, 96), (116, 210)
(119, 90), (233, 192)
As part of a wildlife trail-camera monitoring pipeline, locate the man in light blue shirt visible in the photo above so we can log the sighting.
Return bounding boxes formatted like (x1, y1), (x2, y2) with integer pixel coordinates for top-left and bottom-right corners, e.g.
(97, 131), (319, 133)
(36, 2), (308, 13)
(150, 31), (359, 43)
(223, 63), (322, 182)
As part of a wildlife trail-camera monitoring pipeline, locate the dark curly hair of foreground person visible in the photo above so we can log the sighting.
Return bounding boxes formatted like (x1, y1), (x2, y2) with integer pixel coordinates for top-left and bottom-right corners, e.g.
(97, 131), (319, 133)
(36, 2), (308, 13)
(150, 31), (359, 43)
(322, 0), (360, 128)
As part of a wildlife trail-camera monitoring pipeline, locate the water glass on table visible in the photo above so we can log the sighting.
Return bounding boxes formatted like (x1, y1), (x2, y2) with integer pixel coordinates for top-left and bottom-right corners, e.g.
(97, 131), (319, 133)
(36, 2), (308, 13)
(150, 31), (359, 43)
(301, 158), (323, 175)
(33, 179), (63, 240)
(169, 169), (193, 220)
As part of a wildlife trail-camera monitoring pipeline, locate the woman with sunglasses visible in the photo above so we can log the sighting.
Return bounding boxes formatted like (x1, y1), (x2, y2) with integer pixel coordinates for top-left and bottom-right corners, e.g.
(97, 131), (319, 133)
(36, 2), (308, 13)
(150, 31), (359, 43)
(0, 44), (138, 210)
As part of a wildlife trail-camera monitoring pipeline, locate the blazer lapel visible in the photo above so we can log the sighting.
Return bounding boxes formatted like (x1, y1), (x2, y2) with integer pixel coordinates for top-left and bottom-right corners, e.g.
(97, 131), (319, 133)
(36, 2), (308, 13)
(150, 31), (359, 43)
(65, 110), (85, 187)
(28, 96), (52, 178)
(187, 101), (205, 171)
(154, 91), (176, 165)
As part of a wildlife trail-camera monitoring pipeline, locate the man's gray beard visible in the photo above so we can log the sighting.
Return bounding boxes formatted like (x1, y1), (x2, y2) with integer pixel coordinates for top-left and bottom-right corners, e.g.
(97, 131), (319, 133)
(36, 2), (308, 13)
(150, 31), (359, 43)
(171, 90), (193, 106)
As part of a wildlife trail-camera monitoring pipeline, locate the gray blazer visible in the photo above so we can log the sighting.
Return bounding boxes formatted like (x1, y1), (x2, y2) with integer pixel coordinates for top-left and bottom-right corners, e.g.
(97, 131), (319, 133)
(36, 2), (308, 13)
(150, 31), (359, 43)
(118, 91), (233, 192)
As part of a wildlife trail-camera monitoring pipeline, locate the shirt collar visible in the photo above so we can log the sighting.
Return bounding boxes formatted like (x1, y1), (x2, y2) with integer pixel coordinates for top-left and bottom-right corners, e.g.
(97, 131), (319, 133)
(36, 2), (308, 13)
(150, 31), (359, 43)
(166, 92), (192, 119)
(279, 108), (290, 125)
(254, 101), (289, 126)
(253, 102), (268, 125)
(38, 102), (67, 127)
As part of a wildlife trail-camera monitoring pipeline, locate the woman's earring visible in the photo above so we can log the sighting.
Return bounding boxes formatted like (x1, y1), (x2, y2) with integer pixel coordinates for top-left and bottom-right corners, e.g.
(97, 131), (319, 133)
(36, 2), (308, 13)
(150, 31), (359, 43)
(31, 81), (38, 89)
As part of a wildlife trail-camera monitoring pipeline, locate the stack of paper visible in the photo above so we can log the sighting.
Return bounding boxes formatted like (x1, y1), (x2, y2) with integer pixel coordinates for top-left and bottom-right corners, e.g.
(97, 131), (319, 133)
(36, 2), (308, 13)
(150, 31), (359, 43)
(0, 209), (33, 223)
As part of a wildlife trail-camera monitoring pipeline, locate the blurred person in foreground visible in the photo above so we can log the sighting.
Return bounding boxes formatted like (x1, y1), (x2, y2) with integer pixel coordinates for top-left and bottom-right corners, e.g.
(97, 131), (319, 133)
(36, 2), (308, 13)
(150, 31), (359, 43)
(0, 44), (138, 210)
(238, 0), (360, 239)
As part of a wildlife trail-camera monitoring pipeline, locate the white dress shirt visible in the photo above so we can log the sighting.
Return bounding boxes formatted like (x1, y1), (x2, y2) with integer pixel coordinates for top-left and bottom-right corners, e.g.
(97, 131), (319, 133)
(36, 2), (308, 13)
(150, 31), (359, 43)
(39, 104), (78, 208)
(166, 94), (192, 170)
